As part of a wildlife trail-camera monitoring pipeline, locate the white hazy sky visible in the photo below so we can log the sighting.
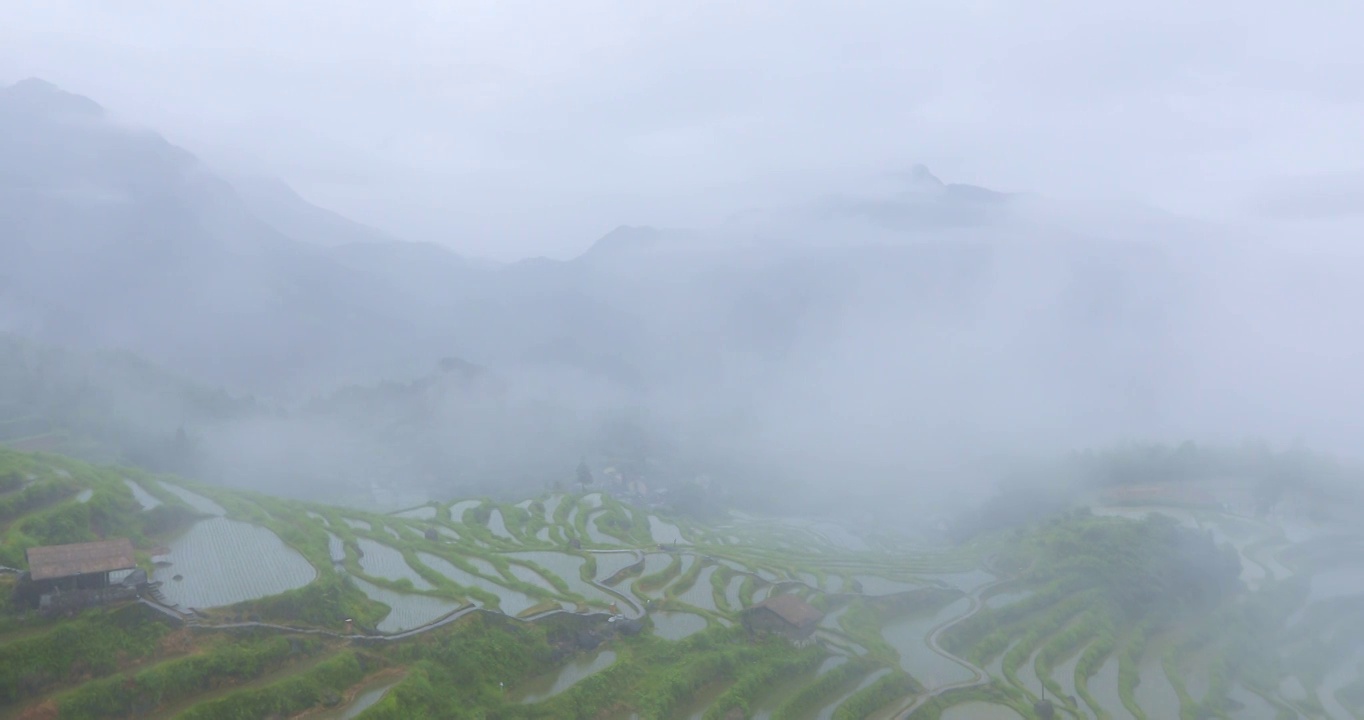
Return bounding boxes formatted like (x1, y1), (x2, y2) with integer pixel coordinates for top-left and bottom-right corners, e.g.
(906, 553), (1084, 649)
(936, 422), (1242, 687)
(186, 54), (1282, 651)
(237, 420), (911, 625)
(5, 0), (1364, 259)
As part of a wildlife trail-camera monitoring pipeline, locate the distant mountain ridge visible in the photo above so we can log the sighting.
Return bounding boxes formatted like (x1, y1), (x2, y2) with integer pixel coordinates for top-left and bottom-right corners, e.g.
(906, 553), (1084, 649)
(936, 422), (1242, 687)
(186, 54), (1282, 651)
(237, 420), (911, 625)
(8, 77), (1313, 508)
(0, 78), (476, 395)
(228, 173), (399, 249)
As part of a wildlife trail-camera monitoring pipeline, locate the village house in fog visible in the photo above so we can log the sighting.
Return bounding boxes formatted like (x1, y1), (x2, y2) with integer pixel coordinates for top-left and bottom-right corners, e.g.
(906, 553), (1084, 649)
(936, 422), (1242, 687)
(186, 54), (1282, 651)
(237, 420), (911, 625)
(18, 538), (143, 613)
(741, 594), (825, 644)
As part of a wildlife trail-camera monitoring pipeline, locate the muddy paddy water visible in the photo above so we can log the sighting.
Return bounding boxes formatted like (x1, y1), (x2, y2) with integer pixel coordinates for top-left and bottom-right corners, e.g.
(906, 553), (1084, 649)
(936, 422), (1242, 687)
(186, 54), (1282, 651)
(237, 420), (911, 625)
(1050, 645), (1089, 715)
(448, 499), (482, 521)
(1226, 683), (1278, 719)
(749, 656), (850, 719)
(939, 702), (1024, 719)
(348, 576), (463, 633)
(649, 515), (686, 545)
(124, 479), (162, 509)
(807, 521), (870, 552)
(326, 532), (345, 564)
(593, 551), (640, 581)
(394, 505), (437, 520)
(152, 518), (316, 608)
(671, 679), (734, 720)
(315, 673), (405, 719)
(851, 575), (921, 596)
(1319, 654), (1362, 720)
(651, 611), (707, 640)
(984, 589), (1031, 609)
(880, 597), (974, 691)
(1134, 636), (1181, 719)
(506, 551), (622, 606)
(985, 639), (1021, 682)
(585, 510), (623, 545)
(513, 649), (617, 703)
(1087, 653), (1135, 720)
(506, 563), (559, 593)
(675, 565), (719, 611)
(487, 509), (514, 539)
(723, 573), (744, 610)
(416, 552), (542, 616)
(814, 667), (891, 720)
(355, 538), (432, 590)
(541, 494), (563, 521)
(924, 569), (995, 593)
(161, 484), (226, 515)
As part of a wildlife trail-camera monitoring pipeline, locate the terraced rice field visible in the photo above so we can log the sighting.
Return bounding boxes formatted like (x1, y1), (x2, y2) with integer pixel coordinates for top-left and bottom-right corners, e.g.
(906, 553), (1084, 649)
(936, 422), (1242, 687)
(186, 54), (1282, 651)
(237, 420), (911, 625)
(675, 565), (719, 610)
(326, 532), (345, 563)
(415, 552), (542, 616)
(513, 649), (617, 703)
(114, 480), (1363, 719)
(393, 505), (437, 520)
(882, 598), (974, 691)
(592, 551), (640, 580)
(939, 703), (1023, 719)
(816, 667), (891, 720)
(487, 508), (514, 539)
(152, 518), (316, 608)
(350, 576), (464, 633)
(448, 499), (482, 521)
(647, 515), (685, 544)
(160, 483), (226, 515)
(124, 478), (163, 509)
(651, 611), (707, 640)
(355, 538), (432, 589)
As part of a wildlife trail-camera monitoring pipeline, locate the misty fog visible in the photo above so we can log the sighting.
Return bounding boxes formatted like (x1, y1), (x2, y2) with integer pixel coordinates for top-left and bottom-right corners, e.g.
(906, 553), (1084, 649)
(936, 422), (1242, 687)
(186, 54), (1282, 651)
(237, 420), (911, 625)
(12, 7), (1364, 720)
(3, 3), (1364, 528)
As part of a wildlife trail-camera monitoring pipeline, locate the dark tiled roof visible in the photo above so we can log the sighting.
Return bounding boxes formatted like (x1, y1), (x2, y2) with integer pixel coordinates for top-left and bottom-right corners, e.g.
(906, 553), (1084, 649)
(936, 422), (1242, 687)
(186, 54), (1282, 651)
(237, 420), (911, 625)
(26, 539), (136, 581)
(750, 594), (824, 628)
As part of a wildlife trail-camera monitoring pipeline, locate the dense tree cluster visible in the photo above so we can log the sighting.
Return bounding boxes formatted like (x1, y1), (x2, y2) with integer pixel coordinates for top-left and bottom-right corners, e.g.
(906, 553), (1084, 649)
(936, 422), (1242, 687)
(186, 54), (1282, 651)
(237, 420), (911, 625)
(1034, 512), (1242, 617)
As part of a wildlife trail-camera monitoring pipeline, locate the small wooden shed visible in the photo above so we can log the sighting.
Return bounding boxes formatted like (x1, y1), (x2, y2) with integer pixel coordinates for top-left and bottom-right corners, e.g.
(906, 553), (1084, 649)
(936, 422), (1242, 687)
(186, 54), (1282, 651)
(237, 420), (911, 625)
(741, 594), (825, 643)
(26, 538), (137, 591)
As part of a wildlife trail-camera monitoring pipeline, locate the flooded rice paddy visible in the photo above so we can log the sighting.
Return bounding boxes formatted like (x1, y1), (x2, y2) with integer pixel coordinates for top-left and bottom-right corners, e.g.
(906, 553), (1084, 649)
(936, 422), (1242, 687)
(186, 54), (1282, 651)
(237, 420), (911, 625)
(592, 551), (641, 580)
(326, 532), (345, 563)
(648, 515), (686, 545)
(487, 508), (514, 539)
(651, 611), (708, 640)
(939, 702), (1024, 719)
(675, 565), (720, 611)
(315, 673), (405, 719)
(124, 479), (162, 509)
(514, 649), (617, 703)
(393, 505), (437, 520)
(448, 499), (481, 521)
(111, 483), (1359, 719)
(355, 538), (432, 589)
(153, 518), (316, 608)
(815, 667), (891, 720)
(350, 576), (463, 633)
(1087, 653), (1135, 720)
(160, 484), (226, 516)
(881, 598), (974, 691)
(416, 552), (542, 616)
(1134, 649), (1181, 720)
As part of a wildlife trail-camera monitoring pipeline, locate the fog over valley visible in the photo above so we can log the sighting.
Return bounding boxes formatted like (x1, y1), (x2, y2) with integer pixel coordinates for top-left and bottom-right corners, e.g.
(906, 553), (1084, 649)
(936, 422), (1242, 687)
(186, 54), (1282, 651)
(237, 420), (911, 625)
(3, 71), (1364, 522)
(8, 5), (1364, 719)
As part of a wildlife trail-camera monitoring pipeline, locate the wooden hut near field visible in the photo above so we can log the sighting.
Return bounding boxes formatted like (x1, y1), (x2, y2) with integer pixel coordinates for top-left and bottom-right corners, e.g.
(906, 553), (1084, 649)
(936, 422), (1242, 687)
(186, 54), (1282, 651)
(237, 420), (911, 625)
(19, 539), (140, 612)
(741, 594), (824, 643)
